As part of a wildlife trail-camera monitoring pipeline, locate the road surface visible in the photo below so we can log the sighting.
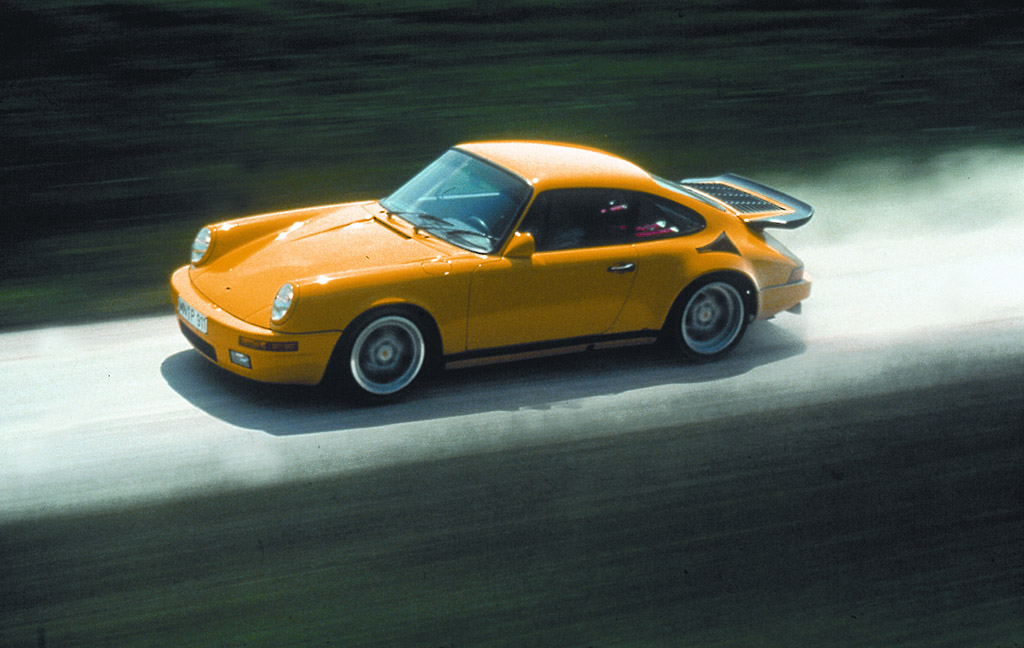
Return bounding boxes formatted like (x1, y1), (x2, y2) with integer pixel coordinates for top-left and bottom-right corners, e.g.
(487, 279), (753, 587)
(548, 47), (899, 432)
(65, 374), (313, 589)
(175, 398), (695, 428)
(2, 153), (1022, 646)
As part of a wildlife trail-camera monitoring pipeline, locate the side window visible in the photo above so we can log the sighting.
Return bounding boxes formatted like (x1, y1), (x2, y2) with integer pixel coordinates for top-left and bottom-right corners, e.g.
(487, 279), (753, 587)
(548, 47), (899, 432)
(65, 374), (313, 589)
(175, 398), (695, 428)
(631, 194), (706, 240)
(517, 189), (635, 252)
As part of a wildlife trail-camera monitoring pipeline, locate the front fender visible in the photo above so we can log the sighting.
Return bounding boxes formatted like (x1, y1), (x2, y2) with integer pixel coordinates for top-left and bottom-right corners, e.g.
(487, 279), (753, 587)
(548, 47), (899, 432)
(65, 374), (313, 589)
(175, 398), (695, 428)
(273, 261), (476, 355)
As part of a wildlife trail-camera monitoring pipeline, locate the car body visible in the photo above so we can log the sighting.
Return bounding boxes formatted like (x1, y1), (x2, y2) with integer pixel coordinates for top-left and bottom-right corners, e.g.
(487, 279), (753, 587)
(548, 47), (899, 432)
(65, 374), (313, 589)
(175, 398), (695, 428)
(171, 141), (812, 398)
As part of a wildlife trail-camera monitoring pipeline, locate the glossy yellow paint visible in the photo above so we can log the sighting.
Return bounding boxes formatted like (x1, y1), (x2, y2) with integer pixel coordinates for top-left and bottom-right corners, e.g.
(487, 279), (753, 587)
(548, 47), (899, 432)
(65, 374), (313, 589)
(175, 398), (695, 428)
(171, 266), (341, 385)
(459, 141), (654, 193)
(171, 141), (811, 385)
(467, 243), (638, 349)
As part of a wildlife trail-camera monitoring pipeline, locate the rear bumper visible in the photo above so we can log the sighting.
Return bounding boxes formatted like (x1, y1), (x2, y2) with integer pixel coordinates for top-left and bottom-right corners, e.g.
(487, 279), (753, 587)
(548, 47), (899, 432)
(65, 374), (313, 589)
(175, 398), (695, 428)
(170, 266), (341, 385)
(757, 276), (812, 319)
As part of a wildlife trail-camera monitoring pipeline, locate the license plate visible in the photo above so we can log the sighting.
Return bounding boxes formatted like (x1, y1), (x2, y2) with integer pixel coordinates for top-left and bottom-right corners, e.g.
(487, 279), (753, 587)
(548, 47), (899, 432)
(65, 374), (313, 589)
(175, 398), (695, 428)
(178, 296), (207, 334)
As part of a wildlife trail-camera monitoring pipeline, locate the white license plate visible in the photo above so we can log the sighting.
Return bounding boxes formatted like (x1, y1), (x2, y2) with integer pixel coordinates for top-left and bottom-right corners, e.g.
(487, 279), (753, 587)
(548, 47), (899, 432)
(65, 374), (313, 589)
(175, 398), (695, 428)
(178, 296), (208, 334)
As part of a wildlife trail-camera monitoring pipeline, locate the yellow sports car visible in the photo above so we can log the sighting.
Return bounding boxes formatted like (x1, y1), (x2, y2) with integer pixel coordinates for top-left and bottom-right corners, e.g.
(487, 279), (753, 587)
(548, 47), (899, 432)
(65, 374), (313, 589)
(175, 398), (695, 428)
(171, 141), (811, 399)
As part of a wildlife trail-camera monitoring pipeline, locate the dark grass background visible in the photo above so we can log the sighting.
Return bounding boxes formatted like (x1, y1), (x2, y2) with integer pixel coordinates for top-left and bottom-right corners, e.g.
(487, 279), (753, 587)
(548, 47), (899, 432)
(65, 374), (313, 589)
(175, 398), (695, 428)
(2, 0), (1022, 328)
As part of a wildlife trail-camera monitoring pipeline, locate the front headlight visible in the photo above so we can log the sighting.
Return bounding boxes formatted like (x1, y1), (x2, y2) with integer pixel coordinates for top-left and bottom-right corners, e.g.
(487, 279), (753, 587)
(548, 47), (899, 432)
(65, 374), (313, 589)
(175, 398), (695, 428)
(190, 227), (212, 264)
(271, 283), (295, 323)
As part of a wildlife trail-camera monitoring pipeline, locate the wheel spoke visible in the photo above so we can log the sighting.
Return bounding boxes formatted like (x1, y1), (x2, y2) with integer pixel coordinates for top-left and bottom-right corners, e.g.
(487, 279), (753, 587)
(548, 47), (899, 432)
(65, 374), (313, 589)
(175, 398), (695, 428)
(350, 315), (425, 395)
(680, 282), (744, 355)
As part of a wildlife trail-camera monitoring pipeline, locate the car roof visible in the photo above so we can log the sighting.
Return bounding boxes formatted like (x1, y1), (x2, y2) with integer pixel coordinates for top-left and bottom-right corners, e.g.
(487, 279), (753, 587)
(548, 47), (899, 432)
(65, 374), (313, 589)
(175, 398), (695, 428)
(455, 141), (657, 192)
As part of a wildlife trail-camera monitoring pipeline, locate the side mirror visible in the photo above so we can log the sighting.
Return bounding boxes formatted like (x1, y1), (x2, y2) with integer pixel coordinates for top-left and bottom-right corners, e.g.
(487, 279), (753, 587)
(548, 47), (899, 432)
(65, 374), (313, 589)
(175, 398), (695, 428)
(504, 231), (535, 259)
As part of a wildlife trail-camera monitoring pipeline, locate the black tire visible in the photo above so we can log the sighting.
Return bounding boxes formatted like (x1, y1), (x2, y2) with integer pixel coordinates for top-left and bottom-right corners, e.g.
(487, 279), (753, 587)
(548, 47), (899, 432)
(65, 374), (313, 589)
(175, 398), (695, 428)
(335, 309), (428, 399)
(668, 277), (749, 360)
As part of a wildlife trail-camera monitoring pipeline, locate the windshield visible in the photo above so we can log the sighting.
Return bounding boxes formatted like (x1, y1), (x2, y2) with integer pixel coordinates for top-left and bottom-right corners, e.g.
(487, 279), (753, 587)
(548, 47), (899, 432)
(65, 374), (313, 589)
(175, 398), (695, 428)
(380, 149), (532, 253)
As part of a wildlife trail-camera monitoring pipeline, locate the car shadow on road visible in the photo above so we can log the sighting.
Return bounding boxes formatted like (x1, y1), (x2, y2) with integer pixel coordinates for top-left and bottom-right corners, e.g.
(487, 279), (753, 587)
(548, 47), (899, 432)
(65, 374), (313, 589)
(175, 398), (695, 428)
(160, 321), (807, 436)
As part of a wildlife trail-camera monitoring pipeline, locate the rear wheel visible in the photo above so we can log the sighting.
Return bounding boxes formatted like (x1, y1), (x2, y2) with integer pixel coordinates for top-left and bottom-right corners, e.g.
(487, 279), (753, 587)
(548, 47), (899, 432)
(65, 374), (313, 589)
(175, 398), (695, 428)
(342, 312), (426, 399)
(670, 278), (748, 360)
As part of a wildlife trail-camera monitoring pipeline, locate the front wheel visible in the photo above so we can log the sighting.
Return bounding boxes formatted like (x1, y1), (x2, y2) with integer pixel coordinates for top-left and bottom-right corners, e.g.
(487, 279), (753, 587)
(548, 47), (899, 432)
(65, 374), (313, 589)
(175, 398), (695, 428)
(670, 279), (748, 360)
(343, 313), (427, 399)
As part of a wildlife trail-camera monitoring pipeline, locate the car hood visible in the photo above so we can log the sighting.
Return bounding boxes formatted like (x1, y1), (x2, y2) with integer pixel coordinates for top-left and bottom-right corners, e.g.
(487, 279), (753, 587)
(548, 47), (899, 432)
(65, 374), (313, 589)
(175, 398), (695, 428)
(191, 202), (452, 323)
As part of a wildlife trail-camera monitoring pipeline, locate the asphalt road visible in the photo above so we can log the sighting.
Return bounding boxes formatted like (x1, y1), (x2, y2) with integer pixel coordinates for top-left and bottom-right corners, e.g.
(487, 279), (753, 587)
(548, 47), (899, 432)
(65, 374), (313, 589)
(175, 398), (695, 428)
(2, 166), (1023, 646)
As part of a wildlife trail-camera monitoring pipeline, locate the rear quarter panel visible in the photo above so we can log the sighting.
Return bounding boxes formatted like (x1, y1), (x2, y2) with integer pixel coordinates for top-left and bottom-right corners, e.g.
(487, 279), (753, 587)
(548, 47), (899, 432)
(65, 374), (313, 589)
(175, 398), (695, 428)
(613, 216), (760, 331)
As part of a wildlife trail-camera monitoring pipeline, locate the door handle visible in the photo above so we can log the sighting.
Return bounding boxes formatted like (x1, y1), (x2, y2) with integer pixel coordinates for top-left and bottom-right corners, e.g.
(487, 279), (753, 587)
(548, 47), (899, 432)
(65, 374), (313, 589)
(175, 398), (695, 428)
(607, 262), (635, 274)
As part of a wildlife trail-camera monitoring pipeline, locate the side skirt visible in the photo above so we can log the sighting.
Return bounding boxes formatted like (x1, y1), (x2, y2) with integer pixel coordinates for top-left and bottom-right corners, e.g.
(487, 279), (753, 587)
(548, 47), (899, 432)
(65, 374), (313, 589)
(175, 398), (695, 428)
(445, 331), (660, 370)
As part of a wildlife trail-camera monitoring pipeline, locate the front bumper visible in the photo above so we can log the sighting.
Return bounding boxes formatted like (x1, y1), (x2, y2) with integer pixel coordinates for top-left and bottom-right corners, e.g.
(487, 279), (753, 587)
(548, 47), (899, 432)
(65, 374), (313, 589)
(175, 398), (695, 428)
(170, 266), (342, 385)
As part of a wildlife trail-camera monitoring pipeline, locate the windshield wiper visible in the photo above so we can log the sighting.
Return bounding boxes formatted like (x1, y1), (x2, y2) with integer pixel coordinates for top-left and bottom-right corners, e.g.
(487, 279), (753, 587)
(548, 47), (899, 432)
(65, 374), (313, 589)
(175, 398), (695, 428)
(383, 208), (497, 249)
(384, 209), (451, 227)
(430, 223), (497, 241)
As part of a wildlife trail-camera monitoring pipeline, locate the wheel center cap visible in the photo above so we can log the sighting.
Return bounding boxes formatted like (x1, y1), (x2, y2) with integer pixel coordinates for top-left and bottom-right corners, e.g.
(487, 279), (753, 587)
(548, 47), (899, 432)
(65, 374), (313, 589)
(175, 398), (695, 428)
(376, 344), (395, 363)
(698, 306), (714, 323)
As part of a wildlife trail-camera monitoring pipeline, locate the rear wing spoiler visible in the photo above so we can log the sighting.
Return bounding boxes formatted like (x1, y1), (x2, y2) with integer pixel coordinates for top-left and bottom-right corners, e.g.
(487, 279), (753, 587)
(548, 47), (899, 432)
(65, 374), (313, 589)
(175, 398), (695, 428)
(678, 173), (813, 230)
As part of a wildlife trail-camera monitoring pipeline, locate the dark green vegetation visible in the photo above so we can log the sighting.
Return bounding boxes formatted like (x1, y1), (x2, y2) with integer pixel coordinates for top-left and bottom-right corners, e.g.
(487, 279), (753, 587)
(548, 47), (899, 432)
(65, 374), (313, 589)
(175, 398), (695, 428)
(3, 362), (1022, 647)
(3, 0), (1023, 328)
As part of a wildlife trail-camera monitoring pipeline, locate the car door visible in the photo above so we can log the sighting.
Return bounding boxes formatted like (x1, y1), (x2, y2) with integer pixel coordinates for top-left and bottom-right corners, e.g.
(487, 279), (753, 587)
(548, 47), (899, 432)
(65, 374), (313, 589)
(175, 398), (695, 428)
(466, 188), (638, 351)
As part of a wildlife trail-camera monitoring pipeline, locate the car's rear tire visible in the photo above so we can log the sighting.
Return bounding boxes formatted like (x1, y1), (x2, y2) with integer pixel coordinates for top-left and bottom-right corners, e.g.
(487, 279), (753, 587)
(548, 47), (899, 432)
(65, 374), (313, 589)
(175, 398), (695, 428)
(337, 310), (427, 400)
(669, 277), (749, 360)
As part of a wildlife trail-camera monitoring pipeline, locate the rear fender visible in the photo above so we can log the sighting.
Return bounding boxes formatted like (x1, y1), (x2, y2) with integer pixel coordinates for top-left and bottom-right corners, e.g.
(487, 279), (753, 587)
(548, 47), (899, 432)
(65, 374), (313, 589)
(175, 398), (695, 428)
(664, 269), (759, 331)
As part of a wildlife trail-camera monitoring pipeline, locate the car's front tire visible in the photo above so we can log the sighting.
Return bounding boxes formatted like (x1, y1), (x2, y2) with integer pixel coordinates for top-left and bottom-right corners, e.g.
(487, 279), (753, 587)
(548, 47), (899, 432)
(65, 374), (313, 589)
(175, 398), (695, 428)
(338, 310), (427, 400)
(669, 277), (749, 360)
